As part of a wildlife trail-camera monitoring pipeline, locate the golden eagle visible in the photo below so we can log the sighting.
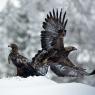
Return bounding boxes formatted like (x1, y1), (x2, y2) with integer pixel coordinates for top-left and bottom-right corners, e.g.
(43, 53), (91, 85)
(30, 9), (68, 73)
(31, 9), (81, 76)
(41, 9), (77, 67)
(40, 9), (95, 77)
(8, 43), (37, 77)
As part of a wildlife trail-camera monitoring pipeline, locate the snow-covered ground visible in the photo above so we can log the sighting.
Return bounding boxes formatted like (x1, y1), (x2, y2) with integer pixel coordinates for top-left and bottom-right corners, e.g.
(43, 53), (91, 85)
(0, 76), (95, 95)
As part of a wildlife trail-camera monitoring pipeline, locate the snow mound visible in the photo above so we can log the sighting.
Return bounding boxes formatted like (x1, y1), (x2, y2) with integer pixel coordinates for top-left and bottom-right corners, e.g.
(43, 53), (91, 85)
(0, 76), (95, 95)
(0, 76), (56, 87)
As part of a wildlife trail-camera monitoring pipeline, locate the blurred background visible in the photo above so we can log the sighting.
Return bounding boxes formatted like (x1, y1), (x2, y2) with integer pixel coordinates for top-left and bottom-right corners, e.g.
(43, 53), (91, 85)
(0, 0), (95, 86)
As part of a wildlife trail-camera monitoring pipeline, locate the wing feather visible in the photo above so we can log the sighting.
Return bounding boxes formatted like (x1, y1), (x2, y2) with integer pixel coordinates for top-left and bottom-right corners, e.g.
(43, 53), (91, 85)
(41, 9), (68, 50)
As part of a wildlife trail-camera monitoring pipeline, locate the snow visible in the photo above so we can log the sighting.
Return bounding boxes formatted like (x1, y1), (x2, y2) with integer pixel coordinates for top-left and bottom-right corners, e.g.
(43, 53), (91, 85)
(0, 0), (8, 11)
(0, 76), (95, 95)
(0, 0), (20, 12)
(10, 0), (20, 8)
(77, 50), (90, 63)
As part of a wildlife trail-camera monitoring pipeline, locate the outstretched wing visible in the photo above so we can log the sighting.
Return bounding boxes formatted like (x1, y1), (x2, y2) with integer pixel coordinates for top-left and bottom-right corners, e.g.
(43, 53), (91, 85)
(31, 49), (57, 76)
(41, 8), (68, 50)
(32, 49), (57, 68)
(50, 63), (87, 77)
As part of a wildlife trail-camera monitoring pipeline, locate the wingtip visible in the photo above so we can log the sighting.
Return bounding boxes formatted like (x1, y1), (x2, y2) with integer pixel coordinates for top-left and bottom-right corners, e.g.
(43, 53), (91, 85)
(49, 11), (52, 17)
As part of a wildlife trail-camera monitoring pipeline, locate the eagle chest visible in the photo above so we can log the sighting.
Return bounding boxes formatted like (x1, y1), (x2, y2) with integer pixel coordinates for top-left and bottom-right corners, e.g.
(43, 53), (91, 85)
(9, 54), (21, 66)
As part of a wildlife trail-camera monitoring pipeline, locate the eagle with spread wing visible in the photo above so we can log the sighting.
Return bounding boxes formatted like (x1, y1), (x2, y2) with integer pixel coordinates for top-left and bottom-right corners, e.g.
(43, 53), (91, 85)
(31, 9), (81, 76)
(29, 9), (68, 74)
(41, 9), (77, 67)
(40, 9), (95, 77)
(31, 9), (68, 73)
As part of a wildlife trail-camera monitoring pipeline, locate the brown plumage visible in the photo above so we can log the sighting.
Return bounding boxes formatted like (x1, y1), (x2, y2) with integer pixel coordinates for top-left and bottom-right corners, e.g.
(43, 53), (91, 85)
(41, 9), (88, 76)
(48, 46), (77, 67)
(41, 9), (95, 77)
(8, 9), (95, 77)
(31, 49), (57, 76)
(41, 8), (67, 51)
(49, 46), (95, 77)
(8, 43), (37, 77)
(8, 43), (56, 77)
(30, 9), (68, 72)
(41, 9), (77, 67)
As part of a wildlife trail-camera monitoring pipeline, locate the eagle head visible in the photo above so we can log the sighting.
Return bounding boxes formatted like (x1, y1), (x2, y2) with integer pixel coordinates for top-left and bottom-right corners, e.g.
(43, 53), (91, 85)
(8, 43), (18, 52)
(70, 46), (77, 51)
(65, 46), (77, 53)
(68, 46), (77, 52)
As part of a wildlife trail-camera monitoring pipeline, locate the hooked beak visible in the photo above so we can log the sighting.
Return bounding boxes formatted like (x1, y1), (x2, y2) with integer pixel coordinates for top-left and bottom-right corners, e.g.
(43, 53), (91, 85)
(8, 45), (11, 47)
(73, 47), (77, 50)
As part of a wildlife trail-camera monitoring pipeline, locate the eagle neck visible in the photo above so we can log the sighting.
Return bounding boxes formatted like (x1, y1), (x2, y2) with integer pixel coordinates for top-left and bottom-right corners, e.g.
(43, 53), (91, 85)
(59, 38), (64, 50)
(11, 48), (18, 54)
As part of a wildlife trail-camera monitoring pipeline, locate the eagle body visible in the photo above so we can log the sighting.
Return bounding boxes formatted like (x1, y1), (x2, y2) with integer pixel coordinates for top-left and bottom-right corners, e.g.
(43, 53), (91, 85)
(41, 9), (83, 76)
(8, 44), (37, 77)
(48, 47), (77, 67)
(9, 52), (37, 77)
